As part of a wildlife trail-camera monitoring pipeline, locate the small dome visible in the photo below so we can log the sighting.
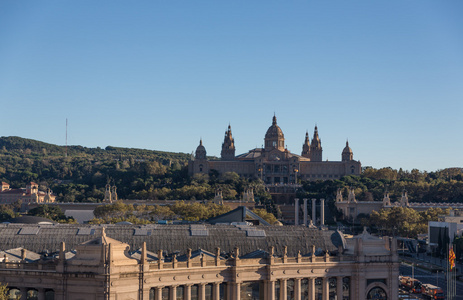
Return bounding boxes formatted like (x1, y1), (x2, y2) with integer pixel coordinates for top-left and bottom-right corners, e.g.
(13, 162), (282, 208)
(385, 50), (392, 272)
(342, 141), (353, 161)
(195, 139), (207, 159)
(265, 115), (284, 140)
(343, 142), (352, 154)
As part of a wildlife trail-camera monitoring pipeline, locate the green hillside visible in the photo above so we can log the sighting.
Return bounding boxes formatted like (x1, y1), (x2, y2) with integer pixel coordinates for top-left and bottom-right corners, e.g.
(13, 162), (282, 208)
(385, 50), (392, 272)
(0, 136), (462, 208)
(0, 136), (268, 203)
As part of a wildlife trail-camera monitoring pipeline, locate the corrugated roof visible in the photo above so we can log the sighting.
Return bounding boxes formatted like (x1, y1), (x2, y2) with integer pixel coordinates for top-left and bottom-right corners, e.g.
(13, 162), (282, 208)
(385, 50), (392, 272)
(0, 223), (342, 257)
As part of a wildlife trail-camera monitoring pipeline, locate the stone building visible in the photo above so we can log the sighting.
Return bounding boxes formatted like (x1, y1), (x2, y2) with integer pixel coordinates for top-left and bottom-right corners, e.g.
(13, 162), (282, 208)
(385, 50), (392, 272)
(0, 222), (399, 300)
(188, 116), (361, 184)
(104, 184), (118, 203)
(0, 182), (55, 205)
(335, 188), (463, 221)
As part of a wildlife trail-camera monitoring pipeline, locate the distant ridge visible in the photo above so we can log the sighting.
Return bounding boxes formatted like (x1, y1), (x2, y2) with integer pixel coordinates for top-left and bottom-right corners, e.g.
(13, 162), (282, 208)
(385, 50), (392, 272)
(0, 136), (190, 161)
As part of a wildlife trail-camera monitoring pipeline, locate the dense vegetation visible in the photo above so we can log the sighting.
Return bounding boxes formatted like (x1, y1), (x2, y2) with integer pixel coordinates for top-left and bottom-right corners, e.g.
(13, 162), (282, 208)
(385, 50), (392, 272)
(299, 167), (463, 204)
(89, 201), (232, 224)
(0, 136), (462, 208)
(0, 136), (271, 203)
(367, 207), (448, 237)
(86, 201), (279, 225)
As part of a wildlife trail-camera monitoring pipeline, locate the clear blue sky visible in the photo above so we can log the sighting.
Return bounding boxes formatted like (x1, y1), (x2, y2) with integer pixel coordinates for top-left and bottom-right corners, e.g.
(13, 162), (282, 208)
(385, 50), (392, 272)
(1, 1), (462, 172)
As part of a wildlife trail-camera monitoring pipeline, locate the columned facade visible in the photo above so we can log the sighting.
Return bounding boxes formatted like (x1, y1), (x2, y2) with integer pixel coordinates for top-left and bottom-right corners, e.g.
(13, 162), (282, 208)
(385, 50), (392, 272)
(0, 227), (398, 300)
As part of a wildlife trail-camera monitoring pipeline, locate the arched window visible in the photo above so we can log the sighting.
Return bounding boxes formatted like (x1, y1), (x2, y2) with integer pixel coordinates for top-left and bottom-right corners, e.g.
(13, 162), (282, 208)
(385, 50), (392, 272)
(367, 287), (387, 300)
(241, 281), (261, 300)
(314, 278), (323, 300)
(149, 288), (155, 300)
(191, 285), (199, 300)
(7, 288), (21, 300)
(176, 286), (184, 300)
(162, 287), (170, 300)
(287, 279), (295, 300)
(27, 289), (38, 300)
(205, 284), (213, 300)
(45, 289), (55, 300)
(329, 278), (337, 300)
(343, 277), (350, 299)
(300, 279), (309, 300)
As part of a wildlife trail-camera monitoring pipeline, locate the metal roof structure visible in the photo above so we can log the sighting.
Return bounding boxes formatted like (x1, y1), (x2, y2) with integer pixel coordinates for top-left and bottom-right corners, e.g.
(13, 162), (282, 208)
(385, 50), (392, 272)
(0, 223), (343, 258)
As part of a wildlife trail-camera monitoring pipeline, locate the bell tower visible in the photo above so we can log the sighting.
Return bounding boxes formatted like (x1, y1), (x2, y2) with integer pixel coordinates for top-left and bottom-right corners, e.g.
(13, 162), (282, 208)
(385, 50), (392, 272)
(310, 126), (323, 161)
(221, 125), (235, 160)
(301, 131), (311, 158)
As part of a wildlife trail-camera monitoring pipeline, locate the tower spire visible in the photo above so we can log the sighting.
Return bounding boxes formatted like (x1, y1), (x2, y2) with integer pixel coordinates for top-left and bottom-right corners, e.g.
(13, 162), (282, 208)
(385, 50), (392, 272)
(310, 125), (322, 161)
(221, 124), (235, 160)
(301, 130), (311, 158)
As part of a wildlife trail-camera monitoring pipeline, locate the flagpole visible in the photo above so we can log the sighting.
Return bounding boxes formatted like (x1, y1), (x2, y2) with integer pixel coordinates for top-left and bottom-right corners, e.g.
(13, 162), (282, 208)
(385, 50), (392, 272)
(445, 243), (452, 300)
(448, 244), (456, 300)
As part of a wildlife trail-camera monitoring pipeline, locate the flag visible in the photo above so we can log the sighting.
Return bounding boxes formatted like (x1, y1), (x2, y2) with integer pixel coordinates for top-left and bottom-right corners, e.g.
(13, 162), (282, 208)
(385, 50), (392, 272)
(449, 246), (456, 270)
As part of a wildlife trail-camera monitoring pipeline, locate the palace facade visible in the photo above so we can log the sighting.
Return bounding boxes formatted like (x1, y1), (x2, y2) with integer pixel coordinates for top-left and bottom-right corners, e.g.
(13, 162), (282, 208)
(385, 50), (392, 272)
(0, 223), (399, 300)
(188, 116), (361, 184)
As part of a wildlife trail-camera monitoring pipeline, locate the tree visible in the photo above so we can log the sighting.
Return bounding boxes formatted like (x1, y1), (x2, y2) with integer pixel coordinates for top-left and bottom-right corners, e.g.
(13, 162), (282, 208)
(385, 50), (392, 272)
(252, 208), (278, 225)
(0, 282), (8, 300)
(0, 205), (16, 222)
(28, 205), (75, 223)
(150, 205), (175, 221)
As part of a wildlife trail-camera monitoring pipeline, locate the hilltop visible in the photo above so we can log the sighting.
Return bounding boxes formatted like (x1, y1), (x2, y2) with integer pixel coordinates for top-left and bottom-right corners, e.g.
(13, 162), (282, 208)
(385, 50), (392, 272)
(0, 136), (462, 207)
(0, 136), (191, 161)
(0, 136), (267, 203)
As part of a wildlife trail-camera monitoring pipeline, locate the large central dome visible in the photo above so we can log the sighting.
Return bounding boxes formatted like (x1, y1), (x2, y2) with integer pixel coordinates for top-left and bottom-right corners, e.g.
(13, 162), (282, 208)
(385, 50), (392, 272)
(264, 115), (285, 151)
(265, 115), (284, 139)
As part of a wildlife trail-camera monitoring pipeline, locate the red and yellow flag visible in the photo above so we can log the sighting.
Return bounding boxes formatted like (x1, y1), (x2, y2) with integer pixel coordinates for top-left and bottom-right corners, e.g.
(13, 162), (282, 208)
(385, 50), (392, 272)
(449, 246), (456, 270)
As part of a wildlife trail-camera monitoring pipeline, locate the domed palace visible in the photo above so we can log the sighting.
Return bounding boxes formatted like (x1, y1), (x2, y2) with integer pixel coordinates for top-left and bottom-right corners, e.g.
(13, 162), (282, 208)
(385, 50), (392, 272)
(188, 115), (361, 184)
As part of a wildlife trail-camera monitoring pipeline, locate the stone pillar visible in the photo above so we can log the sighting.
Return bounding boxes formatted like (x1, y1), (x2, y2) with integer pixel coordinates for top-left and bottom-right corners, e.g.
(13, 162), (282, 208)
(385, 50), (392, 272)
(199, 283), (206, 300)
(312, 198), (316, 225)
(280, 279), (287, 300)
(265, 280), (275, 300)
(308, 278), (315, 300)
(322, 277), (329, 300)
(295, 198), (299, 225)
(213, 282), (220, 300)
(294, 278), (301, 300)
(303, 198), (308, 226)
(170, 286), (177, 300)
(336, 277), (343, 300)
(320, 198), (325, 226)
(357, 272), (366, 300)
(185, 285), (192, 300)
(156, 287), (163, 300)
(234, 282), (241, 300)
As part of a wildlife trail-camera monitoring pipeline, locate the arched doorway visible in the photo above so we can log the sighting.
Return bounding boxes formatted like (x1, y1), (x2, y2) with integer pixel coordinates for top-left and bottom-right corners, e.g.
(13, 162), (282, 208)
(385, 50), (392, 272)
(7, 288), (21, 300)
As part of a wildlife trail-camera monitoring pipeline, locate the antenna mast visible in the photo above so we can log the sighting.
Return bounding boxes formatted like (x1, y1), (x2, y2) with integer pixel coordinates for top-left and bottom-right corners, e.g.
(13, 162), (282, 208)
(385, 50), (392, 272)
(65, 118), (68, 158)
